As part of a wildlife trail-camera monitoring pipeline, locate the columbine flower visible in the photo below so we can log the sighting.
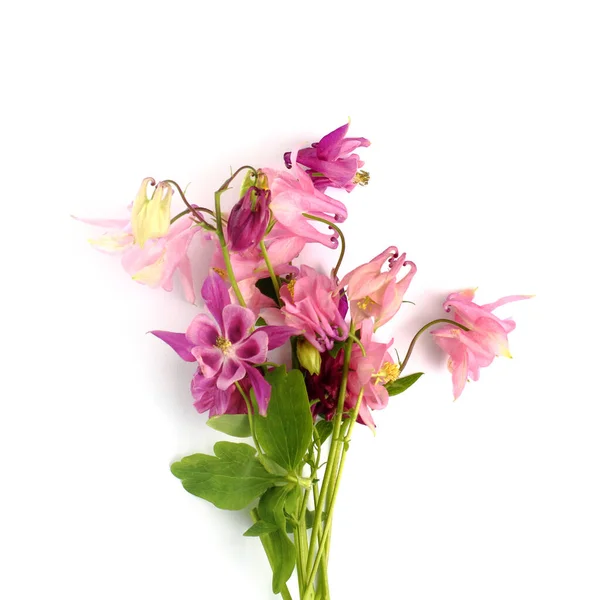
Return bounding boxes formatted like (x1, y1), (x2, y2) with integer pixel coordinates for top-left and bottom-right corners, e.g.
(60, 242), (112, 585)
(227, 186), (271, 252)
(347, 319), (397, 430)
(131, 178), (173, 247)
(261, 164), (348, 248)
(431, 289), (532, 399)
(263, 265), (349, 352)
(339, 246), (417, 329)
(285, 122), (371, 192)
(77, 205), (204, 303)
(151, 272), (295, 414)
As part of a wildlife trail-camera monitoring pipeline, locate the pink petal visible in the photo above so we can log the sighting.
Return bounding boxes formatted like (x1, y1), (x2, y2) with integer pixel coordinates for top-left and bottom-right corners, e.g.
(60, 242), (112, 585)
(217, 358), (246, 390)
(186, 314), (220, 348)
(150, 331), (195, 362)
(222, 304), (256, 344)
(192, 346), (224, 378)
(201, 272), (231, 331)
(245, 366), (271, 416)
(234, 330), (269, 363)
(261, 326), (297, 350)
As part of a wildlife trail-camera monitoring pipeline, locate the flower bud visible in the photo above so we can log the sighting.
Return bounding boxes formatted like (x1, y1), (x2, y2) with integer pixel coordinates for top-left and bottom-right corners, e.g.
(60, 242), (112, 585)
(227, 186), (271, 252)
(297, 338), (322, 375)
(131, 178), (173, 247)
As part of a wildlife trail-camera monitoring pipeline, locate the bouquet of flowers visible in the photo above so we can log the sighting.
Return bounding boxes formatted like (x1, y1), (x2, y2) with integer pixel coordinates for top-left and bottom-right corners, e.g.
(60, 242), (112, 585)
(79, 123), (530, 599)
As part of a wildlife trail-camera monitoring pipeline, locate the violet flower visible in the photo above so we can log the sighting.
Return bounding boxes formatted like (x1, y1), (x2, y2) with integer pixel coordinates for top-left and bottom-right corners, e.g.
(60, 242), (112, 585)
(286, 122), (371, 192)
(151, 272), (295, 414)
(227, 186), (271, 252)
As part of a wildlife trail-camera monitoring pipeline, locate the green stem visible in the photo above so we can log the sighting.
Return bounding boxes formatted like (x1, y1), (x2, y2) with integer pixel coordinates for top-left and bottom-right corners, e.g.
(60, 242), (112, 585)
(214, 187), (246, 307)
(305, 389), (365, 592)
(399, 318), (469, 374)
(234, 382), (261, 454)
(259, 239), (282, 306)
(250, 508), (293, 600)
(170, 206), (216, 225)
(302, 213), (346, 279)
(163, 180), (216, 227)
(304, 323), (355, 596)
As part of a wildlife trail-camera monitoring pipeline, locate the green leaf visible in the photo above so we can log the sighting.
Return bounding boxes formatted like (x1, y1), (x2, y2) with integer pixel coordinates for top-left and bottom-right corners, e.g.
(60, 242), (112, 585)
(255, 277), (280, 304)
(206, 414), (251, 438)
(263, 528), (296, 594)
(258, 485), (290, 530)
(255, 367), (313, 472)
(314, 419), (334, 446)
(385, 372), (424, 397)
(255, 316), (267, 327)
(286, 509), (319, 533)
(170, 442), (279, 510)
(243, 520), (279, 537)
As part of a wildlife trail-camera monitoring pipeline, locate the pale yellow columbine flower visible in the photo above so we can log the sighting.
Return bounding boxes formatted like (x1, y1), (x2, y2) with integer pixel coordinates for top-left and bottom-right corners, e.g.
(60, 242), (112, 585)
(131, 178), (173, 247)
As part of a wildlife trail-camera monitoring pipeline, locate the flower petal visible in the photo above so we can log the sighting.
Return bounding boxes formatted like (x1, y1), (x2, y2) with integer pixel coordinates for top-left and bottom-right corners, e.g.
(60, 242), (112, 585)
(150, 330), (195, 362)
(186, 314), (220, 348)
(201, 271), (231, 332)
(192, 346), (224, 378)
(235, 330), (269, 363)
(245, 366), (271, 416)
(222, 304), (256, 344)
(217, 358), (246, 390)
(260, 326), (297, 350)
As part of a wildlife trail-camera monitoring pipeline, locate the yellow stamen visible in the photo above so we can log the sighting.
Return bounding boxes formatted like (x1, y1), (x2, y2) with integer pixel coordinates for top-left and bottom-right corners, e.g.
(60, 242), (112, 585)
(212, 267), (228, 280)
(352, 170), (370, 186)
(357, 296), (374, 311)
(215, 336), (232, 354)
(373, 361), (400, 386)
(287, 279), (296, 301)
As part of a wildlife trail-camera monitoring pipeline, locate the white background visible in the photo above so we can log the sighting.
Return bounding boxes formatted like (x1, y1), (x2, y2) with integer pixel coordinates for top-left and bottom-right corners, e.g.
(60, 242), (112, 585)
(2, 1), (599, 599)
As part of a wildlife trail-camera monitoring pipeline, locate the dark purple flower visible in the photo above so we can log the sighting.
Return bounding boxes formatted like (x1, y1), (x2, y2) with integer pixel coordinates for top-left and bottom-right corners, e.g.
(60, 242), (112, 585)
(227, 186), (271, 252)
(151, 272), (295, 415)
(289, 123), (370, 192)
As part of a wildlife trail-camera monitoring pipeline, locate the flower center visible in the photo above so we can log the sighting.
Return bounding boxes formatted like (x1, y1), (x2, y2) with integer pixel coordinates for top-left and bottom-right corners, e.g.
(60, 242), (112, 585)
(212, 267), (228, 280)
(357, 296), (374, 311)
(373, 361), (400, 385)
(215, 336), (232, 354)
(352, 170), (370, 186)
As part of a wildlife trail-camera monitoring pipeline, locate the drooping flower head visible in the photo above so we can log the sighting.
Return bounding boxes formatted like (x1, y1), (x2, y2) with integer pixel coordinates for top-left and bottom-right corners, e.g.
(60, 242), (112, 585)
(285, 122), (371, 192)
(264, 265), (349, 352)
(76, 179), (205, 302)
(339, 246), (417, 329)
(431, 289), (532, 399)
(261, 164), (347, 249)
(151, 272), (295, 414)
(227, 186), (272, 252)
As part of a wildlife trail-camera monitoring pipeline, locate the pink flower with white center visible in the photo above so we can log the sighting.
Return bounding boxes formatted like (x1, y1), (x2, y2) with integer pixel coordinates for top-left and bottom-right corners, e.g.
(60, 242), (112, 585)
(286, 122), (371, 192)
(262, 163), (347, 249)
(431, 289), (532, 400)
(263, 266), (348, 352)
(151, 272), (295, 414)
(347, 319), (398, 430)
(339, 246), (417, 329)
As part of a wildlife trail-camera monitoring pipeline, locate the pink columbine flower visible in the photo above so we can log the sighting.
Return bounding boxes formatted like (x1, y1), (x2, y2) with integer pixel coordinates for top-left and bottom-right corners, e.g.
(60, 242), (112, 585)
(227, 186), (271, 252)
(285, 122), (371, 192)
(263, 265), (349, 352)
(339, 246), (417, 329)
(261, 164), (347, 249)
(151, 272), (295, 414)
(347, 319), (398, 430)
(78, 211), (204, 303)
(431, 289), (531, 400)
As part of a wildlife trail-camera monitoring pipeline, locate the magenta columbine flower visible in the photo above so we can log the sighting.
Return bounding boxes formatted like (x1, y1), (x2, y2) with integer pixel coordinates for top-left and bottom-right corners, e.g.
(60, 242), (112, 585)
(151, 272), (295, 414)
(227, 186), (271, 252)
(431, 289), (532, 399)
(286, 122), (371, 192)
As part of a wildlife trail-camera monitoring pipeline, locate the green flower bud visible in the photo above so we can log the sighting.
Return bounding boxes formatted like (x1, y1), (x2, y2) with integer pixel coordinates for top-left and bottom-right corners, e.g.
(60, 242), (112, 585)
(297, 338), (322, 375)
